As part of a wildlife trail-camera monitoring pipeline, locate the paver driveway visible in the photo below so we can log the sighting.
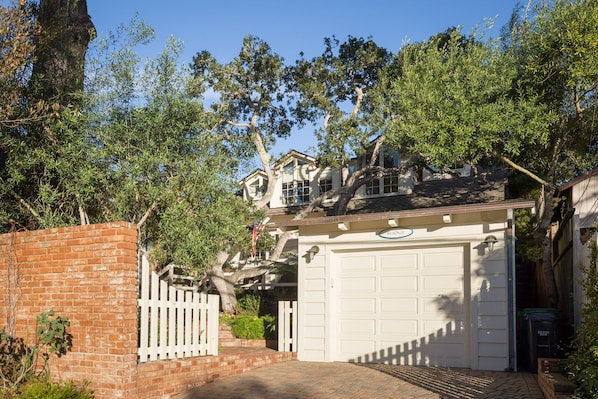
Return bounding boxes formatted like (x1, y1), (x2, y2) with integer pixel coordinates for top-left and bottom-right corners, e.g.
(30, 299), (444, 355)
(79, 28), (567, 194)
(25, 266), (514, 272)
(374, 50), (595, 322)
(182, 360), (544, 399)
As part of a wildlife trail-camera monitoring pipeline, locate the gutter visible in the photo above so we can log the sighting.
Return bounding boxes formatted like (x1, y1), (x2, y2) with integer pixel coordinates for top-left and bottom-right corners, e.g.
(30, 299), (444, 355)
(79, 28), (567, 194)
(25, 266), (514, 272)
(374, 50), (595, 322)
(507, 208), (517, 372)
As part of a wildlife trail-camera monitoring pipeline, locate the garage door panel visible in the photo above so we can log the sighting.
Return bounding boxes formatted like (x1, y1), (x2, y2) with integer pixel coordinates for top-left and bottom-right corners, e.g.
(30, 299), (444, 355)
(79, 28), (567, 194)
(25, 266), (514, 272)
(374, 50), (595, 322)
(421, 252), (463, 269)
(340, 319), (376, 334)
(380, 276), (418, 292)
(380, 253), (418, 270)
(335, 246), (468, 367)
(340, 256), (376, 273)
(340, 298), (376, 313)
(379, 319), (418, 335)
(422, 295), (464, 314)
(340, 340), (376, 356)
(422, 320), (466, 342)
(340, 276), (375, 292)
(380, 297), (418, 313)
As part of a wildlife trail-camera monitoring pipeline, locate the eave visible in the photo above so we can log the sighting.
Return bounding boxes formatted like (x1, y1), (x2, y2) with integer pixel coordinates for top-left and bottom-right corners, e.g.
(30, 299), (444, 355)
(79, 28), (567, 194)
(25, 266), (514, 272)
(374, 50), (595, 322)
(268, 199), (536, 228)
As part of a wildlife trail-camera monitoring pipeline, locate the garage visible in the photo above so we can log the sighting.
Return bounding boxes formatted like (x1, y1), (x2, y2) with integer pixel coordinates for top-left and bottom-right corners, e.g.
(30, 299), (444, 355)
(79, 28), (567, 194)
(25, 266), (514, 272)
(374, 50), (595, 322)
(333, 246), (469, 367)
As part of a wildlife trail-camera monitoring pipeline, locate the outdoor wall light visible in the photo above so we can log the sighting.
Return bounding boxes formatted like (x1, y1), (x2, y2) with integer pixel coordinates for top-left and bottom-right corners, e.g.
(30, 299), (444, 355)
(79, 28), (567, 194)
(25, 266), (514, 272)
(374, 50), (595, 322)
(306, 245), (320, 262)
(337, 222), (350, 231)
(483, 235), (498, 251)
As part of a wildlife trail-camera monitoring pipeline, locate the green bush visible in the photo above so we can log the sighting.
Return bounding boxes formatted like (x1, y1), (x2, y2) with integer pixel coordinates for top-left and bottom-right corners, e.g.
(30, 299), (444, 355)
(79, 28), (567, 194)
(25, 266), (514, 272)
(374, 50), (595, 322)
(230, 315), (276, 340)
(237, 294), (261, 317)
(566, 235), (598, 398)
(14, 379), (92, 399)
(230, 316), (264, 339)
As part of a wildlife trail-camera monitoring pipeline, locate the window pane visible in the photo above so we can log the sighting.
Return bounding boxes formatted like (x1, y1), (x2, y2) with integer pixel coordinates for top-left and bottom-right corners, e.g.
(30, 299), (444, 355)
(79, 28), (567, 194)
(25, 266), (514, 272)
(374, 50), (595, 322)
(318, 177), (333, 195)
(383, 175), (399, 193)
(366, 178), (380, 196)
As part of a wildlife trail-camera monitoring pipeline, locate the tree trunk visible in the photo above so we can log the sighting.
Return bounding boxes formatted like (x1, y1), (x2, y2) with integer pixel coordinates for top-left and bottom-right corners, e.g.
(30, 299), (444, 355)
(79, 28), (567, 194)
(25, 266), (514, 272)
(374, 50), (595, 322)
(31, 0), (94, 104)
(209, 233), (292, 314)
(209, 265), (238, 314)
(534, 186), (558, 308)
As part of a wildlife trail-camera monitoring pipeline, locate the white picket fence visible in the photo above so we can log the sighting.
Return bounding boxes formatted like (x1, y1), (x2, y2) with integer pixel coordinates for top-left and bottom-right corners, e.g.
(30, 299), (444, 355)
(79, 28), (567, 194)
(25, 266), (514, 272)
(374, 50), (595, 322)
(278, 300), (297, 352)
(138, 255), (220, 363)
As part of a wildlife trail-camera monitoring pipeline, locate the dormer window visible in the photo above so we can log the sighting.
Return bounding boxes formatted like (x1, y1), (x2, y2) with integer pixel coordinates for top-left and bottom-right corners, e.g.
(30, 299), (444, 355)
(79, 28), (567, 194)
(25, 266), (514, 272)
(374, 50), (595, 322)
(318, 171), (333, 195)
(249, 180), (267, 198)
(281, 159), (311, 205)
(364, 148), (402, 196)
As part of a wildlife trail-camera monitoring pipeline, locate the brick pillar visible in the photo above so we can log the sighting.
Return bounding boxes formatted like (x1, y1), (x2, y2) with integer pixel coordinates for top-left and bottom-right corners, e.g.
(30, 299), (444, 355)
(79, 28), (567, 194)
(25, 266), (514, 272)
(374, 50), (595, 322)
(0, 222), (139, 399)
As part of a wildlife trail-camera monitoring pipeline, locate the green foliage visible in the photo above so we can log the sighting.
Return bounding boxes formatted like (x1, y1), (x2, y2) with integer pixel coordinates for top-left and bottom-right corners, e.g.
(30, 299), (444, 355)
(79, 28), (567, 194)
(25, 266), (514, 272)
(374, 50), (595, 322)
(191, 34), (293, 148)
(0, 334), (33, 390)
(9, 378), (92, 399)
(290, 36), (391, 167)
(35, 311), (71, 357)
(565, 234), (598, 398)
(1, 19), (257, 277)
(230, 316), (264, 339)
(0, 311), (71, 390)
(237, 294), (261, 317)
(230, 315), (276, 340)
(381, 27), (553, 171)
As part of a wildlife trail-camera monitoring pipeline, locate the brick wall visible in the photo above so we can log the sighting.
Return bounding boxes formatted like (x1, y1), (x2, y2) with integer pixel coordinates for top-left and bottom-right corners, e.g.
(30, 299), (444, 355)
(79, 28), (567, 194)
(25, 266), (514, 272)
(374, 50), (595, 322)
(0, 223), (292, 399)
(0, 222), (139, 399)
(537, 358), (576, 399)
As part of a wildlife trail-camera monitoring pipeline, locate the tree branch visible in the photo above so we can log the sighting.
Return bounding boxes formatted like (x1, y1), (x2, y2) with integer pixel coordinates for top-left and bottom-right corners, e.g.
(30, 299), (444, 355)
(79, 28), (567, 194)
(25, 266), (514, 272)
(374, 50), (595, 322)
(137, 201), (158, 229)
(499, 155), (551, 187)
(10, 190), (42, 224)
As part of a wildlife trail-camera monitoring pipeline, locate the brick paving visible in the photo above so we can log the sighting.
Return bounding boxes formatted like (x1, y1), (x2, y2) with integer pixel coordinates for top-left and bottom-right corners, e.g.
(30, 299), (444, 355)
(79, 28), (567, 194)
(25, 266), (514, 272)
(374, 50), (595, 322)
(182, 360), (544, 399)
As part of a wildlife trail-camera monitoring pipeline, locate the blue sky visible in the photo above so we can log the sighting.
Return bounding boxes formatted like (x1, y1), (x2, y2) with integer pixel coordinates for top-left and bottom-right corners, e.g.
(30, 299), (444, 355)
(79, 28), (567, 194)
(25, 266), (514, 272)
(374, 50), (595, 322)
(87, 1), (525, 156)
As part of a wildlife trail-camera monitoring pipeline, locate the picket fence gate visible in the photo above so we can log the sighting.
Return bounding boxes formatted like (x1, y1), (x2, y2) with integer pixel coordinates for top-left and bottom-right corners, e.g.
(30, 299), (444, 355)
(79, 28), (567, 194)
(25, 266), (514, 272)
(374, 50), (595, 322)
(138, 255), (220, 363)
(278, 300), (298, 352)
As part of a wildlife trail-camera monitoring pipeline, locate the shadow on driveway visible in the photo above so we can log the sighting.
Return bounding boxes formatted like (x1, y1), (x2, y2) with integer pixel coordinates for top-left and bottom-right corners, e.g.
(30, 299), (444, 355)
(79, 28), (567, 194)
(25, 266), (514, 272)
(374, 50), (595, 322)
(183, 361), (543, 399)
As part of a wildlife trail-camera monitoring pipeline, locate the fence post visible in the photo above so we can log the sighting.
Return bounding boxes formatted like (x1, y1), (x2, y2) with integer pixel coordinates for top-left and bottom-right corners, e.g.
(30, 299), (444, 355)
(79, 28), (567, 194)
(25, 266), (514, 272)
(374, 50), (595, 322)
(207, 294), (220, 355)
(278, 301), (297, 352)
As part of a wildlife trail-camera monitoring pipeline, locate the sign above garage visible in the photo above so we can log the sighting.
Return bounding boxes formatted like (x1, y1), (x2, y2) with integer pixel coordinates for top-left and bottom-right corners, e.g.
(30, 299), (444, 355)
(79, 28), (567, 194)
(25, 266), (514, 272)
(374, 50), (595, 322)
(377, 227), (414, 239)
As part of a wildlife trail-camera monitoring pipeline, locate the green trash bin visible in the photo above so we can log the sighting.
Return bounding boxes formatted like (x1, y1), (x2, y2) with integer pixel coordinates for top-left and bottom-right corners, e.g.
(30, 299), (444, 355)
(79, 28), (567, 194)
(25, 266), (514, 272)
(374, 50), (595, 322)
(519, 308), (561, 373)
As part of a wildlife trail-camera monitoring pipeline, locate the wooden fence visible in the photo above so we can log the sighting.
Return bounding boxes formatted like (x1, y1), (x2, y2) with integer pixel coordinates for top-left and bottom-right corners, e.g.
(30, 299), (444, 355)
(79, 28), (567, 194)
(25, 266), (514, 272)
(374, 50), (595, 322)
(278, 300), (297, 352)
(138, 255), (219, 363)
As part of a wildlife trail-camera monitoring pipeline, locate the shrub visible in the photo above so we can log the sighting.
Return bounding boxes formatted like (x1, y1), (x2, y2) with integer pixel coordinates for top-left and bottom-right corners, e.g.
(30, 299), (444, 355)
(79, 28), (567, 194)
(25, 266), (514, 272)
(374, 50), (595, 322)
(237, 294), (261, 317)
(230, 316), (265, 339)
(230, 314), (276, 340)
(0, 311), (71, 389)
(15, 379), (92, 399)
(566, 235), (598, 398)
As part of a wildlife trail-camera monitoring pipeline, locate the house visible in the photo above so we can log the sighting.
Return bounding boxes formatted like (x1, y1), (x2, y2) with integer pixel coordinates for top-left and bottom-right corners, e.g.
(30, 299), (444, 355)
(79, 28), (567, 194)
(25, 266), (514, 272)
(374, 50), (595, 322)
(550, 168), (598, 329)
(241, 149), (534, 371)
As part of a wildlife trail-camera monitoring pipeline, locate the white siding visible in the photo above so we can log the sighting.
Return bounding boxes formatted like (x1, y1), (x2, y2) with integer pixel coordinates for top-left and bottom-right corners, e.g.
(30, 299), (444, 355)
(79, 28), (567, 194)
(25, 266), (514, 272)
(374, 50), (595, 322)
(297, 213), (511, 370)
(297, 249), (328, 361)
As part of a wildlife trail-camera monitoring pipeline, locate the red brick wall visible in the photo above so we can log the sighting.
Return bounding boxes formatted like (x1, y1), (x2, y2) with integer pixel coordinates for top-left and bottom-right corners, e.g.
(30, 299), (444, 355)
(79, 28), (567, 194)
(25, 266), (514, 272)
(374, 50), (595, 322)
(0, 223), (290, 399)
(0, 222), (139, 399)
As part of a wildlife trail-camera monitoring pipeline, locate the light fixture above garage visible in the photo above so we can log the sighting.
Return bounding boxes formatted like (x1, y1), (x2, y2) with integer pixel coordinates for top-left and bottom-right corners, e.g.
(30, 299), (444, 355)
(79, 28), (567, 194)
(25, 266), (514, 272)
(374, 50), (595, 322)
(443, 214), (452, 223)
(337, 222), (350, 231)
(306, 245), (319, 262)
(387, 218), (399, 227)
(483, 235), (498, 251)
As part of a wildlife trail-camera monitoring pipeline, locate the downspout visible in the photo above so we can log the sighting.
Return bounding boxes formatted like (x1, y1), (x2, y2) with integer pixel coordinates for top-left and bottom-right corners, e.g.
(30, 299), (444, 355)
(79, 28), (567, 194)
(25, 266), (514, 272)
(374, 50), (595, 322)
(507, 208), (517, 371)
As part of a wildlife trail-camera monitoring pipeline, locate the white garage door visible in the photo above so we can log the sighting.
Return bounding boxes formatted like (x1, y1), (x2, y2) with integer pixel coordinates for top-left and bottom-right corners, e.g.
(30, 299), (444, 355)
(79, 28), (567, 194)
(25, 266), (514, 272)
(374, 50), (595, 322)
(333, 246), (469, 367)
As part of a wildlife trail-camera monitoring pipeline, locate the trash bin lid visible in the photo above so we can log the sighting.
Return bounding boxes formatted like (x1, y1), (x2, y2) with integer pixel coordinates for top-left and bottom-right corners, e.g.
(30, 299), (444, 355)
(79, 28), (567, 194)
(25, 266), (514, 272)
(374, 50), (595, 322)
(519, 308), (560, 316)
(519, 308), (561, 320)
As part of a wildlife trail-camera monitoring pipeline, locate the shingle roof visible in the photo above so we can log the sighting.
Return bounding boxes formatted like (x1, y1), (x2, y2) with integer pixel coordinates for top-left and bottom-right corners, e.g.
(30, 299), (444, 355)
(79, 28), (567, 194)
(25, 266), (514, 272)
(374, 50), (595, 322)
(346, 170), (506, 215)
